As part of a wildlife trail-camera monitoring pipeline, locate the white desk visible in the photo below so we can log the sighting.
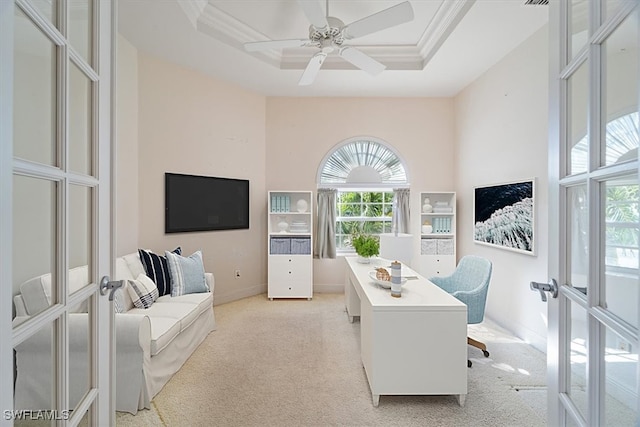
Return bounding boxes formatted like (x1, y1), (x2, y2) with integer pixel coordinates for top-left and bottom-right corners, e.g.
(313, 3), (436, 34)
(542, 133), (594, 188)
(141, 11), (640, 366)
(344, 256), (467, 406)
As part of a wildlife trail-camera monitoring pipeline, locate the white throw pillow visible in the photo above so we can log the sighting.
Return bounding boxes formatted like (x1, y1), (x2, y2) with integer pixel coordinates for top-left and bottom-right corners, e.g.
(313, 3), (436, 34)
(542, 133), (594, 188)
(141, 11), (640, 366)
(127, 273), (159, 309)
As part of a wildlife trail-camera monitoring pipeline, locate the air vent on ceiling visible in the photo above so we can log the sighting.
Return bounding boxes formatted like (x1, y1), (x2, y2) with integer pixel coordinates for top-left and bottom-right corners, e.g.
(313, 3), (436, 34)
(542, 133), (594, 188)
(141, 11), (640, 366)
(524, 0), (548, 5)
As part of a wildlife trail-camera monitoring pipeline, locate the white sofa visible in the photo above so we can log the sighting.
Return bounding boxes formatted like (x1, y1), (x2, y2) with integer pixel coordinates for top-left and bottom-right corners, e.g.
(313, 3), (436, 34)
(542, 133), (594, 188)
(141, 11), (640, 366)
(13, 252), (216, 414)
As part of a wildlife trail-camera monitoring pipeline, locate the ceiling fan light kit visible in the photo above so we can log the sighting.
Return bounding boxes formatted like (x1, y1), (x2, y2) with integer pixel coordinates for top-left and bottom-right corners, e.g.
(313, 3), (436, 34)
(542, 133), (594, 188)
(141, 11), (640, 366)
(243, 0), (415, 86)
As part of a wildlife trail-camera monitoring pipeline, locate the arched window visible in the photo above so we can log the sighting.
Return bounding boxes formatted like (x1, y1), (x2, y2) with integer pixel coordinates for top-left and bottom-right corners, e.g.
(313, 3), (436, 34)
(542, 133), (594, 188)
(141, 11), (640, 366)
(317, 137), (409, 252)
(318, 138), (409, 186)
(571, 111), (639, 172)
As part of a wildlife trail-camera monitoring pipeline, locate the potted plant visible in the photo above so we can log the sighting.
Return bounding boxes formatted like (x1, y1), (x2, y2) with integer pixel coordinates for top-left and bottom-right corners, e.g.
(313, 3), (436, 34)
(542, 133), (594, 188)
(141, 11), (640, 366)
(350, 233), (380, 263)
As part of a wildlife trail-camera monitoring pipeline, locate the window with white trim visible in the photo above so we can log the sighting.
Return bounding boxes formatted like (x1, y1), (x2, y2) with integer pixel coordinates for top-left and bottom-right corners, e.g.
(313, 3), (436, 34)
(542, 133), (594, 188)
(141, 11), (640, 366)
(318, 138), (408, 252)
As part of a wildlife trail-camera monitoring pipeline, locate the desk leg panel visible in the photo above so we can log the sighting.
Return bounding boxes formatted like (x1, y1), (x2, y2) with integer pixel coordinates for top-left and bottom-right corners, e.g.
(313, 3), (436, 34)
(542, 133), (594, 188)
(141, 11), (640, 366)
(368, 310), (467, 396)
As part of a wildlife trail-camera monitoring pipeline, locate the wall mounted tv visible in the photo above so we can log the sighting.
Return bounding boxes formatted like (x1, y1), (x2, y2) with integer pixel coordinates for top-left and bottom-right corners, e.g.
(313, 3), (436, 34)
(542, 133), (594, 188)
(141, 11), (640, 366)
(165, 173), (249, 233)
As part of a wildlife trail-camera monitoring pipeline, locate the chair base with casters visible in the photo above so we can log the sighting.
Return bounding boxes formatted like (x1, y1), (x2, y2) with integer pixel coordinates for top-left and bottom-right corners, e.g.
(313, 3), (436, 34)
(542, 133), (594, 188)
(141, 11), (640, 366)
(467, 337), (490, 367)
(428, 255), (493, 369)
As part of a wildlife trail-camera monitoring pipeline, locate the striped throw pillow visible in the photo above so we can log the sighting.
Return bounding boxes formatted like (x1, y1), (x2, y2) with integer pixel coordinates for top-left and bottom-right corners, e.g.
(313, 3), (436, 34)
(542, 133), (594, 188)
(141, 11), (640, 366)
(166, 250), (208, 297)
(138, 247), (181, 296)
(127, 274), (159, 309)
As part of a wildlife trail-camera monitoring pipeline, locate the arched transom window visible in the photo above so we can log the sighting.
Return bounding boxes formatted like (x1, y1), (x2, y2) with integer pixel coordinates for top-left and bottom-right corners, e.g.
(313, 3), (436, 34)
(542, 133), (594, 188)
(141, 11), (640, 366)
(318, 138), (408, 186)
(317, 138), (409, 251)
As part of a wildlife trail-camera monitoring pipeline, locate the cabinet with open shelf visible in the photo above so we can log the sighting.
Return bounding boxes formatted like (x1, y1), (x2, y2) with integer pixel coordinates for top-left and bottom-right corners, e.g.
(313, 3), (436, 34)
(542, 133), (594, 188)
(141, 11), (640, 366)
(418, 192), (456, 279)
(267, 191), (313, 300)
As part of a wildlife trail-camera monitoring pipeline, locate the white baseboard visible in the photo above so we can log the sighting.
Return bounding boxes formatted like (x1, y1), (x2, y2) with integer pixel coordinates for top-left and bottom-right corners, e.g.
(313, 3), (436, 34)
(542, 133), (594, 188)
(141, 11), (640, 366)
(214, 283), (267, 305)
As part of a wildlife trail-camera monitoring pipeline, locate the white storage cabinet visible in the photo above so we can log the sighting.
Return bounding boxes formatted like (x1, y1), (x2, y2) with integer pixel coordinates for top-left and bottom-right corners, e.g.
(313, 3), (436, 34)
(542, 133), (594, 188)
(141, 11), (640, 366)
(267, 191), (313, 300)
(418, 192), (456, 279)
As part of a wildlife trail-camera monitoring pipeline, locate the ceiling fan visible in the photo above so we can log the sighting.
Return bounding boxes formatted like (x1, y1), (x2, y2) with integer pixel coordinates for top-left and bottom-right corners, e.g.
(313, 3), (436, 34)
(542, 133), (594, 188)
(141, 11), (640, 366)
(243, 0), (414, 86)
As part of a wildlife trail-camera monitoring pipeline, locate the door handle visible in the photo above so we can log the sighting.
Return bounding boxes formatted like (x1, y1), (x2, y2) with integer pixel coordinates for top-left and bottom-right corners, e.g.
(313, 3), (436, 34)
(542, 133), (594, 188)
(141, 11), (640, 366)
(100, 276), (124, 301)
(530, 279), (558, 302)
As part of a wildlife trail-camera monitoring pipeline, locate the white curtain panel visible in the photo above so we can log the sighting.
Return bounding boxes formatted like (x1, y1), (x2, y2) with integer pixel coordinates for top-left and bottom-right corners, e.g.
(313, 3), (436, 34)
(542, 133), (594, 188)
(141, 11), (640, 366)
(314, 188), (337, 259)
(393, 188), (411, 234)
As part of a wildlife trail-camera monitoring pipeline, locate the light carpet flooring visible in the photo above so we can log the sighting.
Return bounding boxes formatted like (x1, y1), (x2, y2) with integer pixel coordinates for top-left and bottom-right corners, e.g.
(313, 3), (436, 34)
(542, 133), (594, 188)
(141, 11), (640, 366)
(116, 293), (548, 427)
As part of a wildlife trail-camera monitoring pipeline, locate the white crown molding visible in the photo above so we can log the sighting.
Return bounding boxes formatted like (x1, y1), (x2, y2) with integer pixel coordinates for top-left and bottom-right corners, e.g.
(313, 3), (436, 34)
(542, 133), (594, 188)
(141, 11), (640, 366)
(416, 0), (476, 68)
(177, 0), (474, 71)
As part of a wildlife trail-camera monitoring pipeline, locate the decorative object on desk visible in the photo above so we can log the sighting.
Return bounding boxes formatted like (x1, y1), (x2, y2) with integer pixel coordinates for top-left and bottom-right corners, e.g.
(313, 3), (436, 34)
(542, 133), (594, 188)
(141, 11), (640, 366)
(277, 217), (289, 233)
(474, 179), (535, 255)
(422, 197), (433, 213)
(368, 269), (407, 288)
(390, 260), (402, 297)
(296, 198), (308, 213)
(375, 267), (391, 281)
(350, 232), (380, 263)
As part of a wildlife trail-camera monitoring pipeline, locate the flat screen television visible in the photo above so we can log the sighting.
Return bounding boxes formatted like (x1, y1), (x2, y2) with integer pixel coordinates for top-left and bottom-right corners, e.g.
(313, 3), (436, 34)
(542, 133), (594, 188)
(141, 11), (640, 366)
(165, 173), (249, 233)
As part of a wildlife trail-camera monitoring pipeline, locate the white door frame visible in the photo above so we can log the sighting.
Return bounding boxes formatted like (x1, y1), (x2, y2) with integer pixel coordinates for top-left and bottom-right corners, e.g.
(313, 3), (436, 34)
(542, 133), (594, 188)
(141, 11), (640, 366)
(548, 1), (640, 425)
(0, 0), (115, 425)
(0, 1), (15, 425)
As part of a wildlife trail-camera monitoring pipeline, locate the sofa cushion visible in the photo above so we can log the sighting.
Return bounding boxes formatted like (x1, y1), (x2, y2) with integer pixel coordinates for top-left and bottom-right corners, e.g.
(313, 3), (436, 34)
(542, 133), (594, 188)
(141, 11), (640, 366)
(145, 316), (182, 356)
(20, 266), (89, 315)
(123, 252), (146, 279)
(138, 247), (181, 297)
(131, 300), (207, 332)
(127, 274), (159, 309)
(156, 293), (213, 329)
(166, 250), (208, 297)
(157, 292), (213, 308)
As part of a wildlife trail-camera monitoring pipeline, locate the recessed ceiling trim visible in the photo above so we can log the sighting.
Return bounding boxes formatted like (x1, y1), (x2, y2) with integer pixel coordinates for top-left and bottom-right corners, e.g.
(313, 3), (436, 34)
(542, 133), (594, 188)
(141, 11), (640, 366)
(177, 0), (208, 29)
(281, 45), (423, 70)
(177, 0), (475, 72)
(416, 0), (476, 68)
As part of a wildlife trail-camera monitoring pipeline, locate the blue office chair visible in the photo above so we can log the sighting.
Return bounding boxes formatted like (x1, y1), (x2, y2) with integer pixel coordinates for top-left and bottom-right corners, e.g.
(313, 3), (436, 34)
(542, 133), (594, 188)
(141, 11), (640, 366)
(430, 255), (492, 368)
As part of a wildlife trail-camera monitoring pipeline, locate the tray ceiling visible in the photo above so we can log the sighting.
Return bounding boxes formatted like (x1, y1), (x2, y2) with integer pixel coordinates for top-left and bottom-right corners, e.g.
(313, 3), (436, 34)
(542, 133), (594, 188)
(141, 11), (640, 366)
(118, 0), (549, 97)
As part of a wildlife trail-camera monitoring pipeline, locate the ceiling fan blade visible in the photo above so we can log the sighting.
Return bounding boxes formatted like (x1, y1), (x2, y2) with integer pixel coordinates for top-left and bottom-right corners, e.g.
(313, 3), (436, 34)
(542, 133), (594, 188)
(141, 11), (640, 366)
(297, 0), (329, 30)
(298, 52), (327, 86)
(343, 1), (414, 40)
(244, 39), (310, 52)
(339, 47), (386, 76)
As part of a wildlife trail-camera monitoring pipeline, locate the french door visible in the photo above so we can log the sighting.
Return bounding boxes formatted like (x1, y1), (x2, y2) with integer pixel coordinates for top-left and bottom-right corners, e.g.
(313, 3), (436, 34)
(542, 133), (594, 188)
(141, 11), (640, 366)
(1, 0), (114, 425)
(548, 0), (640, 425)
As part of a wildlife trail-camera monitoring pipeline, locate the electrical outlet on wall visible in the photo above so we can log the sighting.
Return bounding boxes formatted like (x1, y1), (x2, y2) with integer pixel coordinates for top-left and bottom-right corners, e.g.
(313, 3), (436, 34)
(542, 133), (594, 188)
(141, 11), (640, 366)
(235, 269), (241, 279)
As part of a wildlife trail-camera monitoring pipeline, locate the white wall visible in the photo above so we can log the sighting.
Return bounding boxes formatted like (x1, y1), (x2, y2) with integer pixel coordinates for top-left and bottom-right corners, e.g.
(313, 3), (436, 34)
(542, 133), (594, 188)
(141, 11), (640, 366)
(266, 97), (456, 288)
(454, 25), (550, 351)
(136, 53), (267, 304)
(116, 35), (139, 256)
(117, 25), (553, 350)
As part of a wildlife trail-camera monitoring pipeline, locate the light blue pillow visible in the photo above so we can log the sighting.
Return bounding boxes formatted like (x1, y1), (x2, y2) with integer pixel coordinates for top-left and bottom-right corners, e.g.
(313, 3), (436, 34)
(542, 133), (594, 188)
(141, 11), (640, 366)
(165, 250), (209, 296)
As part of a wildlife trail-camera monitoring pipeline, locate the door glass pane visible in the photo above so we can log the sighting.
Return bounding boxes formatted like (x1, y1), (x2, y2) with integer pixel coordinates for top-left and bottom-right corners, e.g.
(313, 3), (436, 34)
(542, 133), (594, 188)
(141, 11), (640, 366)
(13, 176), (57, 320)
(69, 63), (93, 176)
(603, 12), (638, 166)
(569, 185), (589, 290)
(568, 301), (588, 418)
(30, 0), (58, 28)
(69, 184), (92, 300)
(72, 305), (92, 415)
(13, 322), (58, 424)
(570, 0), (589, 59)
(604, 177), (639, 327)
(565, 413), (581, 427)
(68, 0), (93, 65)
(569, 62), (589, 175)
(606, 0), (637, 21)
(604, 326), (638, 426)
(14, 8), (57, 167)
